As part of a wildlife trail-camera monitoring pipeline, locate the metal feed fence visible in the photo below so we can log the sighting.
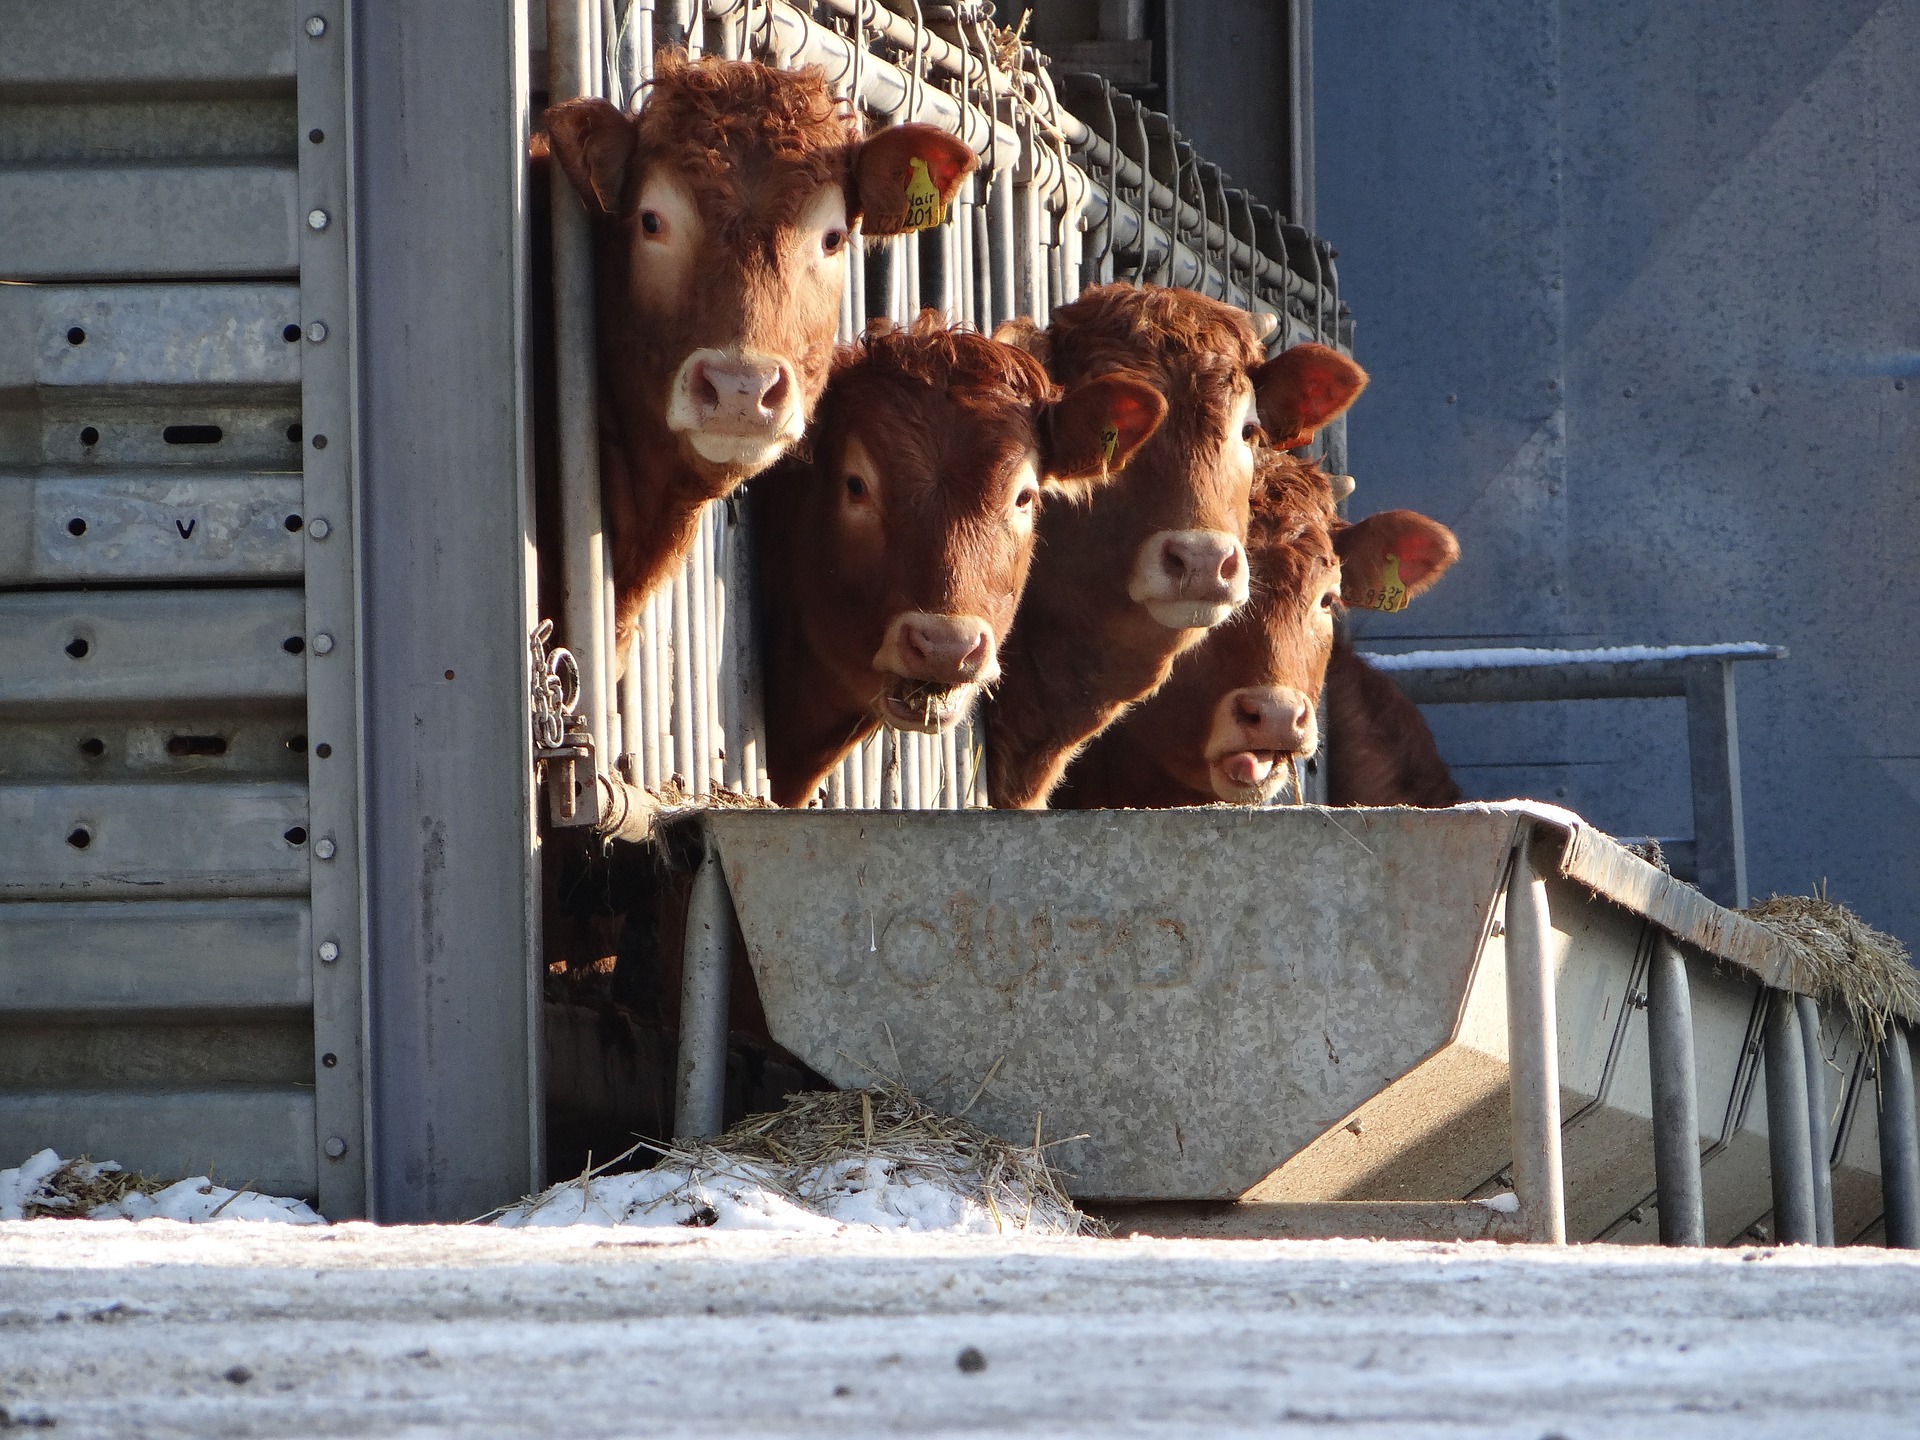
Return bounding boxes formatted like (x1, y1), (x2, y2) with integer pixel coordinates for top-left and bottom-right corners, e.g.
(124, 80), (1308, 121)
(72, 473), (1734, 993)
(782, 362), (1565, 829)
(540, 0), (1348, 825)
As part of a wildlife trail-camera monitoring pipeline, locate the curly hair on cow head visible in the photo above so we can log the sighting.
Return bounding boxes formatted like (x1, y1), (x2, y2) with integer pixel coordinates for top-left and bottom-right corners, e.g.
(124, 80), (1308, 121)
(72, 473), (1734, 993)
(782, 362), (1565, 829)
(838, 310), (1061, 411)
(1245, 450), (1339, 595)
(1041, 283), (1266, 403)
(634, 53), (861, 234)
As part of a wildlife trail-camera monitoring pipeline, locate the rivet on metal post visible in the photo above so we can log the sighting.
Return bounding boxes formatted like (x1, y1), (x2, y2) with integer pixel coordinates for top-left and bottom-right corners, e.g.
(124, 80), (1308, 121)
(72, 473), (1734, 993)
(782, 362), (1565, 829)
(313, 837), (337, 861)
(306, 321), (328, 343)
(1647, 932), (1705, 1246)
(305, 14), (328, 37)
(1504, 824), (1566, 1243)
(1878, 1026), (1920, 1249)
(1762, 989), (1818, 1244)
(318, 940), (341, 964)
(323, 1136), (347, 1158)
(308, 517), (331, 540)
(311, 632), (334, 655)
(674, 832), (734, 1140)
(307, 208), (331, 231)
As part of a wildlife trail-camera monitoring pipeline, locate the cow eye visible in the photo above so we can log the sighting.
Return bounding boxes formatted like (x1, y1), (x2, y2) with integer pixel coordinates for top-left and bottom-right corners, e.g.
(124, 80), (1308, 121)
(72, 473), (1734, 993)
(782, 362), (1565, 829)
(1320, 590), (1337, 610)
(1013, 485), (1037, 509)
(639, 210), (663, 236)
(844, 474), (866, 499)
(822, 229), (848, 256)
(1241, 421), (1264, 443)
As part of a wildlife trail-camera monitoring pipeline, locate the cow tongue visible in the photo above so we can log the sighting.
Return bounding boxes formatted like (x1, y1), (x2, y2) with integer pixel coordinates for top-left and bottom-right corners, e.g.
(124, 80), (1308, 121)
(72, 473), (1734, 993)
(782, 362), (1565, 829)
(1220, 751), (1276, 788)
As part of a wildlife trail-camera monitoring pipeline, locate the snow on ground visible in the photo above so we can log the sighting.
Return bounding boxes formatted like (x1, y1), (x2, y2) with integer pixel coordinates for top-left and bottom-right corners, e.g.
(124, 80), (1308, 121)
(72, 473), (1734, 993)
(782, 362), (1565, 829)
(1360, 640), (1780, 670)
(494, 1155), (1068, 1234)
(0, 1150), (323, 1225)
(2, 1223), (1918, 1438)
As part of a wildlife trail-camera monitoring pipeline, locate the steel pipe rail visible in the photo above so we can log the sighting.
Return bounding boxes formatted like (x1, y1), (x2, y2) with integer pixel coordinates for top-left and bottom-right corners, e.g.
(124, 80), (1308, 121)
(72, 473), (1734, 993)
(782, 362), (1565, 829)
(1879, 1028), (1920, 1248)
(1505, 826), (1567, 1243)
(1762, 989), (1819, 1244)
(674, 837), (733, 1138)
(1797, 994), (1835, 1245)
(1647, 933), (1706, 1245)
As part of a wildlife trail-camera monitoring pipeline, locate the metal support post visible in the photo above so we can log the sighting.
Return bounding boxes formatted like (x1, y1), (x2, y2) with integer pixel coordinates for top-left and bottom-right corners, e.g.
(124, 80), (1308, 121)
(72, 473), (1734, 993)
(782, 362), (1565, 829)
(1647, 933), (1705, 1246)
(1796, 994), (1835, 1245)
(1879, 1027), (1920, 1248)
(1683, 658), (1748, 908)
(1505, 826), (1566, 1243)
(674, 836), (733, 1138)
(1763, 989), (1818, 1244)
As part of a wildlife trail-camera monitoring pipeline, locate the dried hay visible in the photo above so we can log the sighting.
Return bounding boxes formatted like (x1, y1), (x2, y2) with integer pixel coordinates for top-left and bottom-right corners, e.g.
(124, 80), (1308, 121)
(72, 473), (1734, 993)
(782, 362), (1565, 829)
(22, 1156), (165, 1220)
(1624, 836), (1672, 874)
(1745, 886), (1920, 1046)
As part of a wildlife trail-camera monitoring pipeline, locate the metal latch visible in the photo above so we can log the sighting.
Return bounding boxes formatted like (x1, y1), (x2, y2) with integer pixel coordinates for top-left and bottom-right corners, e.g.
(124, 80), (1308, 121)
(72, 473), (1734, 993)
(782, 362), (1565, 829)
(530, 620), (601, 827)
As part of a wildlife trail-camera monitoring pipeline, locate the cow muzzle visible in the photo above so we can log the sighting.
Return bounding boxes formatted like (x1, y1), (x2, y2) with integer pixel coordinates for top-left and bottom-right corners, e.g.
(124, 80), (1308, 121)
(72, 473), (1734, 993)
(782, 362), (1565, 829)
(1128, 529), (1250, 630)
(667, 348), (803, 470)
(1205, 685), (1317, 802)
(873, 612), (998, 733)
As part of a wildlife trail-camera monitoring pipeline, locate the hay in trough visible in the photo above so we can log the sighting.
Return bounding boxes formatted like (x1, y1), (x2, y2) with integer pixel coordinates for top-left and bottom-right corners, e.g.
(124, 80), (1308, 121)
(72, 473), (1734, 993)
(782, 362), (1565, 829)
(1745, 888), (1920, 1046)
(492, 1083), (1101, 1235)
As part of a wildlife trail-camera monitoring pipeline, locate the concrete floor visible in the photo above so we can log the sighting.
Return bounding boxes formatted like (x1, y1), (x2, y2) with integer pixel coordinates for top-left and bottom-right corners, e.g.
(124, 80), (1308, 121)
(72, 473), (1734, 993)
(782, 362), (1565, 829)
(3, 1223), (1918, 1437)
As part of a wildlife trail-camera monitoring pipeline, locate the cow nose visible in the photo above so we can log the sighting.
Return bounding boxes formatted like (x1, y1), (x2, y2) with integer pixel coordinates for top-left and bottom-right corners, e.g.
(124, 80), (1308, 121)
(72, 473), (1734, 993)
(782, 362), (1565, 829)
(686, 355), (790, 432)
(878, 613), (997, 684)
(1158, 532), (1244, 603)
(1229, 686), (1316, 753)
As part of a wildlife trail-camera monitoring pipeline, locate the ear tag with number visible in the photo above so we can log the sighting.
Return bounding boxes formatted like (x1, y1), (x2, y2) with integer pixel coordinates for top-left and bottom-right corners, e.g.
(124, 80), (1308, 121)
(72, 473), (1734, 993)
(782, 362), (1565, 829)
(1099, 423), (1119, 472)
(1374, 553), (1409, 612)
(899, 156), (945, 232)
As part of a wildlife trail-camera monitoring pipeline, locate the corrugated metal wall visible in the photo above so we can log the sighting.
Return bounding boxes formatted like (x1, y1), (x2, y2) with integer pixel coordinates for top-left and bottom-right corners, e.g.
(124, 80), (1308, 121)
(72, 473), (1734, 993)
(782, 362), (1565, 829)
(0, 0), (367, 1215)
(1317, 0), (1920, 941)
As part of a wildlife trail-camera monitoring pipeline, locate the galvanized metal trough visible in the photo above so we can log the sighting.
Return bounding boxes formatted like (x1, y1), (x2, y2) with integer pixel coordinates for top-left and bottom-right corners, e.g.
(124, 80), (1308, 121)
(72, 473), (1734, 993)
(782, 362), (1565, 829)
(673, 804), (1920, 1245)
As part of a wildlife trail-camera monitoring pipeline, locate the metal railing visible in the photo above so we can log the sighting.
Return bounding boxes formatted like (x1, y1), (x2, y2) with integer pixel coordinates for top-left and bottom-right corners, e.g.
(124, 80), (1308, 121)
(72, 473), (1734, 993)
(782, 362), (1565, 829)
(542, 0), (1345, 821)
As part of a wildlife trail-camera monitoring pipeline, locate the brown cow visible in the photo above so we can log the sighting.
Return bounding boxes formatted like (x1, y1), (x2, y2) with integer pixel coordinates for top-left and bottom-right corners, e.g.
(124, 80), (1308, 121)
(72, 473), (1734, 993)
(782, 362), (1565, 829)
(983, 285), (1368, 808)
(1054, 458), (1459, 809)
(1323, 640), (1463, 807)
(756, 314), (1165, 807)
(542, 55), (976, 657)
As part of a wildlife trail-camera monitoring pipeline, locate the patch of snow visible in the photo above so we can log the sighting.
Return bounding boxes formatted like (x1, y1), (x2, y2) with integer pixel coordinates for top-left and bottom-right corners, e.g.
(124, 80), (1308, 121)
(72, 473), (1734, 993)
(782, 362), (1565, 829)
(496, 1154), (1060, 1234)
(1473, 1191), (1521, 1214)
(0, 1150), (322, 1225)
(1360, 641), (1781, 671)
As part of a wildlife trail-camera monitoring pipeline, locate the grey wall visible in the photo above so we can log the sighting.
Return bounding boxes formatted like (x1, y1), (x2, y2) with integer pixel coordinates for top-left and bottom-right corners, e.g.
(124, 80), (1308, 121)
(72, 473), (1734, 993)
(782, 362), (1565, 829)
(1316, 1), (1920, 937)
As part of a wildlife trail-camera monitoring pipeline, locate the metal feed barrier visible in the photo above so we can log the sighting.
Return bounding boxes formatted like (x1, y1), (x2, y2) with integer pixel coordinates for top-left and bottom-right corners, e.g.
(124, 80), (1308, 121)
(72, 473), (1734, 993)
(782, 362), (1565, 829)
(539, 0), (1349, 827)
(671, 804), (1920, 1246)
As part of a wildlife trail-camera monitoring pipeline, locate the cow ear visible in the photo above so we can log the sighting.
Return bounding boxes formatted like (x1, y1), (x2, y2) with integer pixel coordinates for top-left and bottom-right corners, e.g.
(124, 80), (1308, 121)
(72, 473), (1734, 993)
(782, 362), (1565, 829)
(1335, 510), (1459, 613)
(1252, 342), (1368, 450)
(545, 98), (636, 216)
(991, 317), (1050, 365)
(855, 125), (977, 236)
(1041, 372), (1167, 495)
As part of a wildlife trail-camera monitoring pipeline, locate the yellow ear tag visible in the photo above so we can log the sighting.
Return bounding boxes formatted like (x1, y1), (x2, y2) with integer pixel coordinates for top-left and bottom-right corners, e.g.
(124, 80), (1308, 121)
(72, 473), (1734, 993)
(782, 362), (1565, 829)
(1374, 553), (1409, 612)
(1099, 423), (1119, 471)
(900, 156), (945, 232)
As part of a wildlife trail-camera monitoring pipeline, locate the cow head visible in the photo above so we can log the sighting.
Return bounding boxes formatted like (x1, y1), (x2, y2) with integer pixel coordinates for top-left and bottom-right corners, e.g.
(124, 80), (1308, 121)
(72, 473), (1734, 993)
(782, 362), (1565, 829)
(769, 314), (1161, 797)
(1126, 466), (1458, 805)
(545, 55), (975, 487)
(1000, 286), (1367, 638)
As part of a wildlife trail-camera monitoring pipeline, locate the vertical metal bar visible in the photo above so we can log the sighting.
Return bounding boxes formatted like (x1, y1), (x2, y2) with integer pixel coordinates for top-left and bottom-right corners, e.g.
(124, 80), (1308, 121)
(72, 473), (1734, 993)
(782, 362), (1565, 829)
(671, 566), (695, 788)
(640, 592), (662, 790)
(551, 0), (611, 780)
(1797, 994), (1836, 1245)
(989, 166), (1016, 327)
(602, 548), (621, 763)
(1684, 658), (1749, 909)
(618, 635), (642, 779)
(356, 0), (540, 1219)
(297, 0), (369, 1219)
(1505, 826), (1566, 1243)
(1763, 989), (1819, 1244)
(673, 835), (732, 1138)
(882, 729), (902, 809)
(1879, 1027), (1920, 1248)
(1647, 933), (1706, 1245)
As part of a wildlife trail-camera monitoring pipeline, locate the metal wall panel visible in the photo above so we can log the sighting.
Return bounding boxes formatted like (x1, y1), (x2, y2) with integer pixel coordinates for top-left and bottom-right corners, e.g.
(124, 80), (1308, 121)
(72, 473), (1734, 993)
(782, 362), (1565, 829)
(0, 1091), (317, 1201)
(0, 781), (310, 901)
(1316, 0), (1920, 939)
(0, 474), (306, 583)
(0, 0), (297, 87)
(0, 900), (312, 1012)
(0, 589), (306, 711)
